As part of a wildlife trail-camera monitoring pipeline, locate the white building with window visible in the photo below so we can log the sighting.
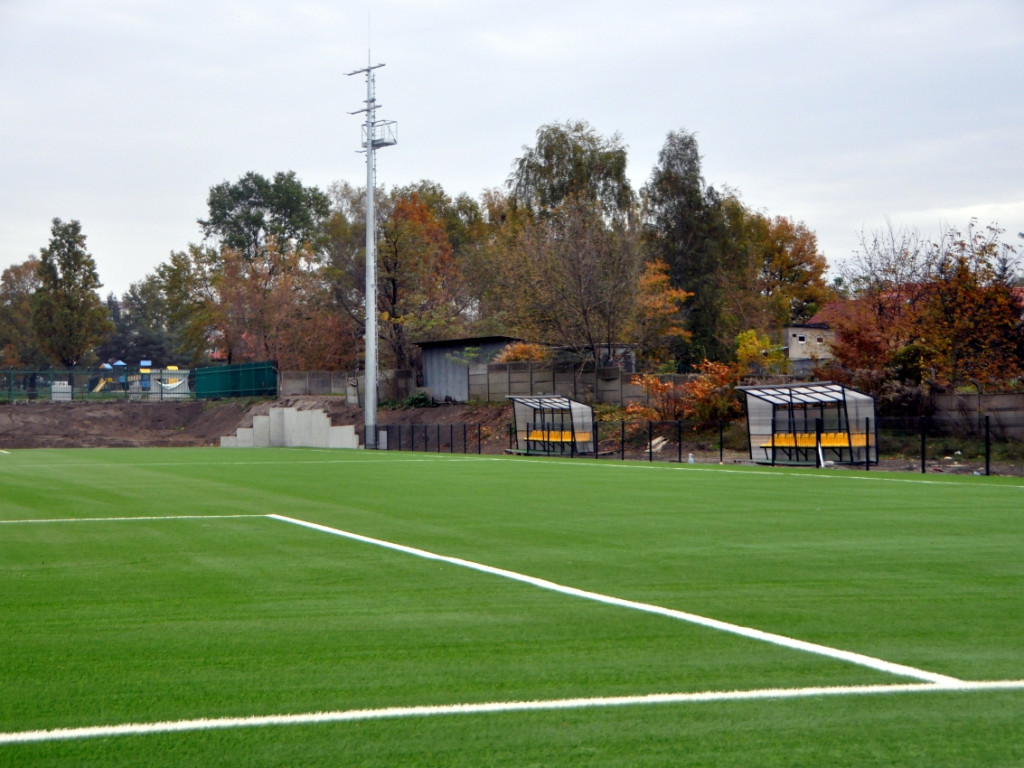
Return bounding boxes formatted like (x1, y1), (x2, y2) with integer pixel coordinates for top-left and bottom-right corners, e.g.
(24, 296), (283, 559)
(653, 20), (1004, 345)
(782, 323), (834, 377)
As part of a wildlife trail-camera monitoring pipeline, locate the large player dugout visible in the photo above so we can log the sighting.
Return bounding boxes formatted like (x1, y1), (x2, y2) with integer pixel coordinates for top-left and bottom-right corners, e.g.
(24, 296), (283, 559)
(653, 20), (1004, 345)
(738, 382), (878, 466)
(508, 395), (595, 456)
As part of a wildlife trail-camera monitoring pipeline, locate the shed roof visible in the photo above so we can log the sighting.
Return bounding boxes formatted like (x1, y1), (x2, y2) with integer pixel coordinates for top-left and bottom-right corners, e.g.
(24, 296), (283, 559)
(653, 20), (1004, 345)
(507, 395), (579, 411)
(737, 381), (854, 406)
(414, 335), (521, 349)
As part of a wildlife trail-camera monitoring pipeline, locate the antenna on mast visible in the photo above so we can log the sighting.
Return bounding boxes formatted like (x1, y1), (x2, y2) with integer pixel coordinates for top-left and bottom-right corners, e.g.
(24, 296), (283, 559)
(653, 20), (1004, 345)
(346, 57), (396, 450)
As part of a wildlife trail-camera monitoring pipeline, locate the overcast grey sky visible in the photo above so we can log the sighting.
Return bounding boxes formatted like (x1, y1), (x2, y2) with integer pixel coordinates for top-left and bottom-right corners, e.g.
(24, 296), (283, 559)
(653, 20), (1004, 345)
(2, 0), (1022, 297)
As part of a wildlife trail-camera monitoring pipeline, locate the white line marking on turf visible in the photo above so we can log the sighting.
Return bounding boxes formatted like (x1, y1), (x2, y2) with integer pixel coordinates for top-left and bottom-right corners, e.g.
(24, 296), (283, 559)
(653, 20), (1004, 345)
(0, 514), (266, 525)
(494, 454), (1024, 489)
(3, 451), (1021, 489)
(269, 514), (961, 685)
(3, 679), (1023, 745)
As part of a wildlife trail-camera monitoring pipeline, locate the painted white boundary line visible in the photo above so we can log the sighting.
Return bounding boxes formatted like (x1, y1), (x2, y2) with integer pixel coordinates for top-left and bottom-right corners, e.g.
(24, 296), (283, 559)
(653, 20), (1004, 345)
(3, 680), (1024, 745)
(0, 514), (265, 525)
(269, 514), (961, 685)
(3, 450), (1022, 489)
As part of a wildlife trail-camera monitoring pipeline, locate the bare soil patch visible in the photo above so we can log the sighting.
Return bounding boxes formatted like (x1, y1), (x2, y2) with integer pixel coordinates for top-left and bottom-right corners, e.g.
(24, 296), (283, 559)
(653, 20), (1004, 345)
(0, 397), (514, 452)
(0, 400), (251, 449)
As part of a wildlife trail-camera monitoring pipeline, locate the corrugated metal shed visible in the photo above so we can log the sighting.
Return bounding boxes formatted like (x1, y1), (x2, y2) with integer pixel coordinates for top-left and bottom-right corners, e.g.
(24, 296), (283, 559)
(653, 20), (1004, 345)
(416, 336), (520, 402)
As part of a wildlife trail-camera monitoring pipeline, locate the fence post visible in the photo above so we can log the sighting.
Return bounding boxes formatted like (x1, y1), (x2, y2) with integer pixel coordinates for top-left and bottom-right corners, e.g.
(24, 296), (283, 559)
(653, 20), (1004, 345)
(677, 420), (682, 464)
(477, 423), (482, 454)
(594, 419), (600, 459)
(620, 421), (625, 461)
(648, 421), (653, 463)
(719, 420), (724, 464)
(920, 417), (927, 474)
(864, 417), (870, 472)
(985, 415), (991, 476)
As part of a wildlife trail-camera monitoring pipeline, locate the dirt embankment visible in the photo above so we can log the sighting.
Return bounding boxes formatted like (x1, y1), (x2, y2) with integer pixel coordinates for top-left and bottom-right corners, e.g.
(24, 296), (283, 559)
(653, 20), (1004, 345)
(0, 397), (514, 451)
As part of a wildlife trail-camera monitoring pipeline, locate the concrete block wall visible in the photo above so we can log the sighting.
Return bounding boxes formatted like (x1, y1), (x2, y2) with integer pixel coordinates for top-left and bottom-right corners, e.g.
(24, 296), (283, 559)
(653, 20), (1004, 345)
(220, 406), (361, 449)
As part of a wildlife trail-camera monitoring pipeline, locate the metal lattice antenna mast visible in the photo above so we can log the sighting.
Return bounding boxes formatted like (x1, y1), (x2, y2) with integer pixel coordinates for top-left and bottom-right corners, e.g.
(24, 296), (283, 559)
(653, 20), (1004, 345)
(346, 57), (396, 450)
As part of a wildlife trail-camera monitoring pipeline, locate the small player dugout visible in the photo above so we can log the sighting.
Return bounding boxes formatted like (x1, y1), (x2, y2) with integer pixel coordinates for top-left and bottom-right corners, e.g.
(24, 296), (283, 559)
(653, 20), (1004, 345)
(508, 395), (595, 456)
(739, 382), (878, 467)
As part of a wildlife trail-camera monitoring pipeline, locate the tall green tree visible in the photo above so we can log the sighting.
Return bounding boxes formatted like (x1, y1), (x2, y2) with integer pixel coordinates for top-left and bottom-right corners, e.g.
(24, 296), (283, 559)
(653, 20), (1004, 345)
(95, 275), (189, 366)
(199, 171), (331, 261)
(642, 129), (729, 366)
(154, 244), (220, 365)
(508, 120), (634, 221)
(30, 218), (112, 367)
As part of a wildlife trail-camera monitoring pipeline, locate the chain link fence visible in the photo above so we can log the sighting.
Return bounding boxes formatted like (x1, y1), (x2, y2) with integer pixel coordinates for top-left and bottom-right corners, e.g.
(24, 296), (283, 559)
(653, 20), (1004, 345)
(0, 368), (193, 402)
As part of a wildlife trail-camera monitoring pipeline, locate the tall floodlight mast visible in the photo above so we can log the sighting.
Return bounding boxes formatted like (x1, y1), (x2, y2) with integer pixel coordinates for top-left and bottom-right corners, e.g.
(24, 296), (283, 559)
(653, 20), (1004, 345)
(346, 59), (396, 449)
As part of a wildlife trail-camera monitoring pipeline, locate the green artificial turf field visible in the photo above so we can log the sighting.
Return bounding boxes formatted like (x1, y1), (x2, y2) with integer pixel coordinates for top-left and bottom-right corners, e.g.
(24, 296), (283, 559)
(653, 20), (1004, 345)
(1, 448), (1022, 766)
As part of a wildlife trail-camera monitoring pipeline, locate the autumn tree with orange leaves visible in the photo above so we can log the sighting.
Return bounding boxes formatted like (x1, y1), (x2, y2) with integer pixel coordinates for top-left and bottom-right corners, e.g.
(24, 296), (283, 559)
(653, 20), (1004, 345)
(919, 224), (1022, 388)
(634, 259), (692, 369)
(377, 192), (471, 370)
(628, 360), (742, 425)
(0, 258), (47, 367)
(213, 241), (357, 370)
(824, 221), (1022, 396)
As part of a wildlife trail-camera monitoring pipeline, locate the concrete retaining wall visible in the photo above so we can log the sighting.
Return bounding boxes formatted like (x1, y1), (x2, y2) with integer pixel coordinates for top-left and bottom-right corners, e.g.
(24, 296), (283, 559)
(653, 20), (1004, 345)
(220, 406), (361, 449)
(932, 392), (1024, 439)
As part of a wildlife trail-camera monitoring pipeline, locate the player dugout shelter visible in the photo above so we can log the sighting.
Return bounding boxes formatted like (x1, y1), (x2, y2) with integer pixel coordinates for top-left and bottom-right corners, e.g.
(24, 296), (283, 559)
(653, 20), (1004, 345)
(508, 395), (595, 456)
(738, 382), (878, 466)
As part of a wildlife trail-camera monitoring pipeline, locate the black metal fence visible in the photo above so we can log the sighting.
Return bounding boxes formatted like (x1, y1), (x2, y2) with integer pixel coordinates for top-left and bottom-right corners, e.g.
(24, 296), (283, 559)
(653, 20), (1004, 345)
(379, 423), (483, 454)
(875, 414), (1017, 476)
(506, 419), (735, 464)
(500, 416), (1024, 476)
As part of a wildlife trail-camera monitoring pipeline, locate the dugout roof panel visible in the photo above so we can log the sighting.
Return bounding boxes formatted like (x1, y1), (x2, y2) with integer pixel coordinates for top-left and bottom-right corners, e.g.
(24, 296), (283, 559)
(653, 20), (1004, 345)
(737, 381), (849, 406)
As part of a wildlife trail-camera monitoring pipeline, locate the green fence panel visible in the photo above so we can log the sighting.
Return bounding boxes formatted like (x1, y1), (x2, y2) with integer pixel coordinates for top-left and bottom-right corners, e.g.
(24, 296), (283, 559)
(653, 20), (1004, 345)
(194, 361), (277, 399)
